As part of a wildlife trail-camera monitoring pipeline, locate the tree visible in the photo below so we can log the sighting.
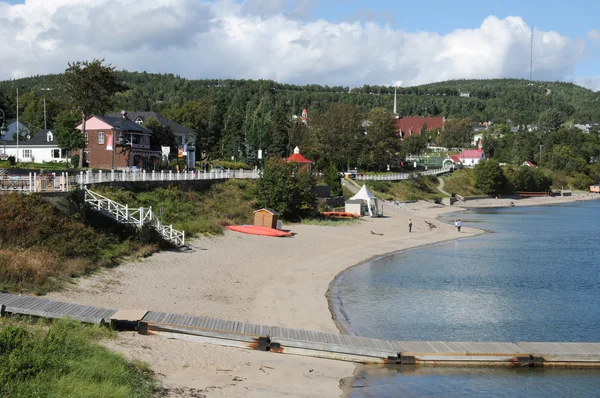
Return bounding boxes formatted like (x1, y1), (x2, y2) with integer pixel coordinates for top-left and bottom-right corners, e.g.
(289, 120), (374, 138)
(54, 111), (85, 168)
(257, 158), (316, 219)
(146, 117), (176, 151)
(163, 99), (211, 147)
(473, 159), (505, 196)
(62, 59), (126, 167)
(268, 101), (290, 158)
(324, 163), (342, 196)
(440, 119), (473, 148)
(401, 134), (427, 159)
(506, 166), (552, 192)
(361, 108), (401, 170)
(538, 108), (566, 133)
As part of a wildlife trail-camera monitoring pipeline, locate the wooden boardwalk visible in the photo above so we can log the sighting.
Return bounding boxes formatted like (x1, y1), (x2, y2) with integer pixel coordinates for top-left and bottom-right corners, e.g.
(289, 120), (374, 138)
(0, 292), (116, 324)
(1, 292), (599, 367)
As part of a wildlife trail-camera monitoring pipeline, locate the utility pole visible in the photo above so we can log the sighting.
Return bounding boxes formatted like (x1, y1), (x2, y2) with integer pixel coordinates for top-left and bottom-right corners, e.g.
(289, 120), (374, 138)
(539, 144), (544, 164)
(43, 97), (47, 129)
(16, 88), (19, 163)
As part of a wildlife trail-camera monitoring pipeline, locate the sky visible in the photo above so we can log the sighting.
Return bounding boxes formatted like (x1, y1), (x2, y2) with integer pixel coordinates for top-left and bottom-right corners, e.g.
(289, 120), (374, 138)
(0, 0), (599, 90)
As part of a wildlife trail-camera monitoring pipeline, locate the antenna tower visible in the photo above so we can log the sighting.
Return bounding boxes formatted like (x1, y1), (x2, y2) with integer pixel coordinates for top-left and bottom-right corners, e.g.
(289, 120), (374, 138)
(530, 26), (533, 81)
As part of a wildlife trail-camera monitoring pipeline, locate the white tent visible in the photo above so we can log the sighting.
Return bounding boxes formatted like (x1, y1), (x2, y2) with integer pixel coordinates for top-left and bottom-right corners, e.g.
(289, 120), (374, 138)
(350, 185), (380, 217)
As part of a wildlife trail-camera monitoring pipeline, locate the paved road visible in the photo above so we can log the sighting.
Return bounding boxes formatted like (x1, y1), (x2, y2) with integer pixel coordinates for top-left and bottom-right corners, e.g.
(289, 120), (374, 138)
(342, 178), (361, 195)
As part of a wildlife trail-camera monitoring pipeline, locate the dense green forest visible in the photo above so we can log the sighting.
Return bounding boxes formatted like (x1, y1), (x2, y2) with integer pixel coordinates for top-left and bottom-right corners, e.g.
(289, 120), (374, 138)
(0, 71), (598, 181)
(1, 73), (598, 125)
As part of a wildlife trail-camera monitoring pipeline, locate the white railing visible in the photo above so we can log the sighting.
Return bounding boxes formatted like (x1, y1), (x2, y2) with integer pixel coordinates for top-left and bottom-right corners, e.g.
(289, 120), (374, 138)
(356, 167), (452, 181)
(0, 169), (261, 193)
(0, 167), (450, 191)
(84, 188), (185, 246)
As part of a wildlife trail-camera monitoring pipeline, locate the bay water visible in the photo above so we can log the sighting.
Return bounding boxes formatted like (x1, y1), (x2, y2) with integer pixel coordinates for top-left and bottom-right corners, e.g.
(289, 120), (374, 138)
(331, 200), (600, 397)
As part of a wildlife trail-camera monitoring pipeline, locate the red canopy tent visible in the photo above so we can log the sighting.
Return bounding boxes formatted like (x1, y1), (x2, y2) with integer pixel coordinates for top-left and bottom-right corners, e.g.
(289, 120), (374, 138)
(286, 146), (313, 166)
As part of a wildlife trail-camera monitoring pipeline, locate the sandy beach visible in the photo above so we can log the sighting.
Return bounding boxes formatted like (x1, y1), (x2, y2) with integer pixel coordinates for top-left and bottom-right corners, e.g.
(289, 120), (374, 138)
(47, 192), (598, 397)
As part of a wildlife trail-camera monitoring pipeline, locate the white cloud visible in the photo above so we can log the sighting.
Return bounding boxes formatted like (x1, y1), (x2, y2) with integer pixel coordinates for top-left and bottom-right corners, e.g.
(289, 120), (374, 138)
(574, 76), (600, 92)
(0, 0), (589, 88)
(588, 29), (600, 41)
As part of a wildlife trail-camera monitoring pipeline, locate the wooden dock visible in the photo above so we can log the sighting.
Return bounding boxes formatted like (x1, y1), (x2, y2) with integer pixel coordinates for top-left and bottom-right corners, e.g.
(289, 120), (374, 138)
(1, 292), (599, 367)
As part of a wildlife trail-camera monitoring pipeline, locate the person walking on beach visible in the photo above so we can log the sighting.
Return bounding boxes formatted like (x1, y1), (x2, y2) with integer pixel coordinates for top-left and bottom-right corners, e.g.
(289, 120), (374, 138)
(408, 219), (412, 233)
(456, 219), (462, 233)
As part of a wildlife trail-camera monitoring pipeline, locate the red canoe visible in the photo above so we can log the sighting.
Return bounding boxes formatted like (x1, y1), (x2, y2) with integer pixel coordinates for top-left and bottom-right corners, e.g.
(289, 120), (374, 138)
(225, 225), (292, 237)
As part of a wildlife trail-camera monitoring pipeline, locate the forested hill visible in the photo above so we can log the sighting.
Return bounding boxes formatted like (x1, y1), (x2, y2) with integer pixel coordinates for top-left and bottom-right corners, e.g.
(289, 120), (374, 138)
(0, 72), (598, 124)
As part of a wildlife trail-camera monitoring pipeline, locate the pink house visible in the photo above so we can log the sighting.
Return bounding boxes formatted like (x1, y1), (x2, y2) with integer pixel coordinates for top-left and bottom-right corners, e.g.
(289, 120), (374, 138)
(458, 148), (485, 167)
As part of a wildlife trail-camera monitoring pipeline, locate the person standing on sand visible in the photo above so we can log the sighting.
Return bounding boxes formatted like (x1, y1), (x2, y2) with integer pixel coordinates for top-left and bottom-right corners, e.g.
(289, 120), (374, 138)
(409, 219), (412, 233)
(457, 219), (462, 233)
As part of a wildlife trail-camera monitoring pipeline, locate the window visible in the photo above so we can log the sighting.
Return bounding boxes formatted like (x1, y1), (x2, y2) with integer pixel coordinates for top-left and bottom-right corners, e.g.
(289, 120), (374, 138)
(22, 149), (32, 159)
(98, 131), (105, 144)
(135, 117), (144, 125)
(131, 134), (140, 144)
(51, 149), (61, 159)
(46, 132), (53, 142)
(84, 132), (89, 146)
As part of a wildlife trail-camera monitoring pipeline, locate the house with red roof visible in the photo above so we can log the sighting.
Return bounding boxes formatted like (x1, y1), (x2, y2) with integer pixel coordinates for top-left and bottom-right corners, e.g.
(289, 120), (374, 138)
(457, 148), (485, 167)
(395, 117), (445, 139)
(522, 161), (537, 168)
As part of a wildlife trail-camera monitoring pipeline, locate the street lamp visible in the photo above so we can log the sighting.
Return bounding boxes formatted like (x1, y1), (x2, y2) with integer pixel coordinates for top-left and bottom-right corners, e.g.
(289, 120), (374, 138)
(0, 109), (7, 136)
(112, 121), (122, 170)
(0, 109), (7, 156)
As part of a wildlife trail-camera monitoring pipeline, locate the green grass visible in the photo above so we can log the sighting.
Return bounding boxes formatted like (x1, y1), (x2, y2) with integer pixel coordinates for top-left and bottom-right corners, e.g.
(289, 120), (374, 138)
(300, 218), (363, 227)
(442, 169), (485, 197)
(0, 318), (156, 398)
(94, 180), (257, 236)
(364, 175), (444, 201)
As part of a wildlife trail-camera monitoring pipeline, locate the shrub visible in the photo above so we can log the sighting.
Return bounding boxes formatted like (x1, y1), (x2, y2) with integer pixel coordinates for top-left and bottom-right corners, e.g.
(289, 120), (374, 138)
(474, 159), (505, 196)
(70, 154), (79, 168)
(7, 156), (16, 166)
(507, 166), (553, 192)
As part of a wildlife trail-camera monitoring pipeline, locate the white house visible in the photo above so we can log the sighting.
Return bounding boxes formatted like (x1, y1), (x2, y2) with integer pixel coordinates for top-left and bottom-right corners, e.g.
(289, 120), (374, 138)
(457, 148), (485, 167)
(0, 120), (31, 141)
(0, 129), (66, 163)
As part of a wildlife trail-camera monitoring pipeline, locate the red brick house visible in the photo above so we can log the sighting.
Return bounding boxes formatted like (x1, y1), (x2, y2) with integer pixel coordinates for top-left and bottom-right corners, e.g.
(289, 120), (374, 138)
(76, 114), (162, 170)
(395, 117), (445, 139)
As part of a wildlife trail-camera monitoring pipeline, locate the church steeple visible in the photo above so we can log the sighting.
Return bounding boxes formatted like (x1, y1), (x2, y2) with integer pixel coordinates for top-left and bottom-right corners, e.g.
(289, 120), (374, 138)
(393, 87), (397, 115)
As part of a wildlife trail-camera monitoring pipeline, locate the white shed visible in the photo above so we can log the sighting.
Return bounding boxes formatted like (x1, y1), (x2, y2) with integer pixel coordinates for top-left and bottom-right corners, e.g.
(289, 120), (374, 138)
(344, 199), (364, 216)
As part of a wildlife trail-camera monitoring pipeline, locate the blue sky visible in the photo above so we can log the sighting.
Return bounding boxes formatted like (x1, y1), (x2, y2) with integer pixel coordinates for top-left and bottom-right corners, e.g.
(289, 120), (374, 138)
(1, 0), (598, 89)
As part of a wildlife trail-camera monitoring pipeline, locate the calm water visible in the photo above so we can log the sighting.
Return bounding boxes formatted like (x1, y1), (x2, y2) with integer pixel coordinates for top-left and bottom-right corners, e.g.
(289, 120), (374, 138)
(332, 200), (600, 397)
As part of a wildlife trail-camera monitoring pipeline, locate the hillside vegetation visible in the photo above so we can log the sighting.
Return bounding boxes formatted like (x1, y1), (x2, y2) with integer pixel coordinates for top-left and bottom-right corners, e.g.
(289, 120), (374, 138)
(0, 194), (156, 294)
(93, 180), (257, 236)
(1, 74), (598, 124)
(364, 175), (444, 201)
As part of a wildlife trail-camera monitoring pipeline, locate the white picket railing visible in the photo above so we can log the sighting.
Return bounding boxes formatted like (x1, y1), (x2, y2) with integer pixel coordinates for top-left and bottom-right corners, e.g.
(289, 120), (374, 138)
(0, 169), (261, 193)
(0, 167), (452, 191)
(84, 188), (185, 246)
(356, 167), (452, 181)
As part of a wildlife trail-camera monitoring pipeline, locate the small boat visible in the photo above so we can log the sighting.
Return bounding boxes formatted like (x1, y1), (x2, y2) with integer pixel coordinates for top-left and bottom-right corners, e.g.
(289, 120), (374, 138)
(320, 211), (362, 219)
(225, 225), (292, 237)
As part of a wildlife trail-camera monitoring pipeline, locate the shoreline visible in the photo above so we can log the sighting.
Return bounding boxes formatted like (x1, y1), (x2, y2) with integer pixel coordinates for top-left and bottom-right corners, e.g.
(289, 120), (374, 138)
(44, 193), (598, 397)
(328, 193), (599, 396)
